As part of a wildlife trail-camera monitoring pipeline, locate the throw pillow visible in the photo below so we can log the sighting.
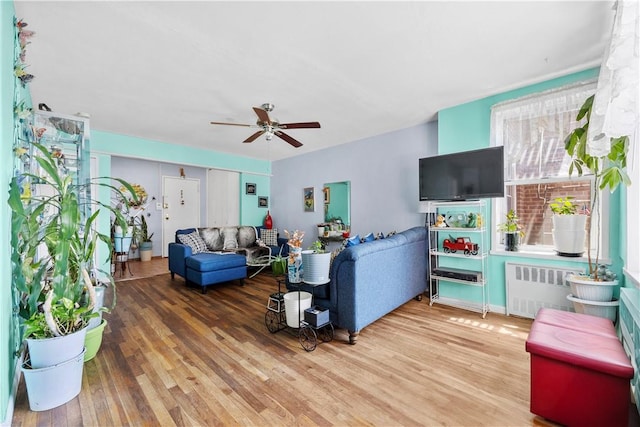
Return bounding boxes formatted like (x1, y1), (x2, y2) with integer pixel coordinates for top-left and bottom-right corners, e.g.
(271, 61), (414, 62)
(222, 227), (239, 250)
(362, 232), (375, 243)
(177, 231), (208, 254)
(260, 228), (278, 246)
(346, 234), (361, 247)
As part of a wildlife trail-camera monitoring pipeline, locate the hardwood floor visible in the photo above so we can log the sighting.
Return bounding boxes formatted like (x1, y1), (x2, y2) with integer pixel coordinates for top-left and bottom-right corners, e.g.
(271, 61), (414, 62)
(11, 258), (638, 426)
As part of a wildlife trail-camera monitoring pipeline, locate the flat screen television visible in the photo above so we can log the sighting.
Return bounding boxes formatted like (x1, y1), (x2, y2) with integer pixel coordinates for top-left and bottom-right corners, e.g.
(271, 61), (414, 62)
(419, 146), (504, 201)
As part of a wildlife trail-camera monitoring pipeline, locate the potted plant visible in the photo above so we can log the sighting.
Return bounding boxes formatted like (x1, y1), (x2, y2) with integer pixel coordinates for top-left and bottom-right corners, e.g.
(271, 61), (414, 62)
(301, 240), (332, 284)
(562, 94), (631, 318)
(497, 209), (525, 251)
(8, 143), (135, 410)
(137, 215), (154, 262)
(549, 196), (587, 257)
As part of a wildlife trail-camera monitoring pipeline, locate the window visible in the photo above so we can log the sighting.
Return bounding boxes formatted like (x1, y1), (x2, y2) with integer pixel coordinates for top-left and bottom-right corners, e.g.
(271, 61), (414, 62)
(491, 81), (607, 255)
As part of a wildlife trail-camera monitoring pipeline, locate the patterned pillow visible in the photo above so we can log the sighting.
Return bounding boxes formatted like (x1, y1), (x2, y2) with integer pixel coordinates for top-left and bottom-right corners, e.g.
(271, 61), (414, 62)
(260, 228), (278, 246)
(177, 231), (208, 254)
(222, 227), (239, 250)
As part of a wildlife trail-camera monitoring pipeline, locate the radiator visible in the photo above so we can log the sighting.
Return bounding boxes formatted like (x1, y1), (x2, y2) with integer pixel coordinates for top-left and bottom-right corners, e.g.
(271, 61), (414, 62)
(505, 262), (581, 319)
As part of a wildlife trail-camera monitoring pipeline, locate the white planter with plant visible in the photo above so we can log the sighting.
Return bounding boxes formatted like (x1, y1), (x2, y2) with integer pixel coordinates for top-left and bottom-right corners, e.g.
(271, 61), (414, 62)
(550, 197), (587, 257)
(560, 95), (631, 317)
(301, 240), (332, 284)
(9, 143), (134, 410)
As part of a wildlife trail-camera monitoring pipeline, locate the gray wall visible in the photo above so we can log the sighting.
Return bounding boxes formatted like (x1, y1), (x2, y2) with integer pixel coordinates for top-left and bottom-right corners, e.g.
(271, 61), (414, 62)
(271, 121), (438, 246)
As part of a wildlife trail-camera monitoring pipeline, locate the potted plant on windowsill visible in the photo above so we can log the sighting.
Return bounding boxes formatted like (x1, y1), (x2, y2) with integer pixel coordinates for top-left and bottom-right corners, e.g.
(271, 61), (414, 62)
(8, 143), (135, 410)
(562, 94), (631, 319)
(301, 240), (332, 284)
(550, 196), (587, 257)
(497, 209), (525, 252)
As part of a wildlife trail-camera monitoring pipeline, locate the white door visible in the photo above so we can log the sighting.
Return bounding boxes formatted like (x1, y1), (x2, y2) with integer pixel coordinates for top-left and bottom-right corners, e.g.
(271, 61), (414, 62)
(206, 169), (240, 227)
(162, 177), (201, 257)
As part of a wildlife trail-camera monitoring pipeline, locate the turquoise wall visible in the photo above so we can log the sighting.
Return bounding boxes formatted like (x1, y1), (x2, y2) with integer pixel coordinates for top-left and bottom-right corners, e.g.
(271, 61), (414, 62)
(436, 67), (629, 308)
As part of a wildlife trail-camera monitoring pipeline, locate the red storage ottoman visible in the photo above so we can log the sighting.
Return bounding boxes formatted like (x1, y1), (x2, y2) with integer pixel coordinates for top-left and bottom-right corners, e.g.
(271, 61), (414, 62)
(534, 307), (618, 338)
(526, 321), (633, 427)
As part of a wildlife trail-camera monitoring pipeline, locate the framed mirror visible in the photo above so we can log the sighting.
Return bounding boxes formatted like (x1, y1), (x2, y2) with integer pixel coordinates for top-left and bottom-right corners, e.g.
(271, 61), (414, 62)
(323, 181), (350, 228)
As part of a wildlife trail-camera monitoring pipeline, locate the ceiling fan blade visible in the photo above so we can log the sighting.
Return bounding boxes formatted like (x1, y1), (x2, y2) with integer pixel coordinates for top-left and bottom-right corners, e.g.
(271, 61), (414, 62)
(210, 121), (252, 127)
(279, 122), (321, 129)
(274, 131), (303, 148)
(244, 130), (265, 143)
(253, 107), (271, 125)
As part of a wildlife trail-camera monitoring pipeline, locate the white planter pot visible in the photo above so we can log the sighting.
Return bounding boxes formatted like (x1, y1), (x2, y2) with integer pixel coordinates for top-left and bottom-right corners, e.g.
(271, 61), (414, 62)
(26, 327), (88, 369)
(566, 274), (618, 302)
(22, 348), (86, 411)
(301, 251), (332, 285)
(567, 294), (619, 322)
(283, 291), (312, 328)
(552, 214), (587, 257)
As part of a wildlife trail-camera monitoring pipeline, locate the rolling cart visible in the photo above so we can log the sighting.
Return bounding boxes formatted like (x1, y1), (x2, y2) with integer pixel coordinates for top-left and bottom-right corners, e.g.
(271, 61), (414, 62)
(264, 277), (333, 352)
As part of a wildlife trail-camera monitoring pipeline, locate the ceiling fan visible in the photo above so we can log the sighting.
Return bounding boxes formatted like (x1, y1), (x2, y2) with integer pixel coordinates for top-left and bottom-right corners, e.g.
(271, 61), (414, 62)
(210, 103), (320, 148)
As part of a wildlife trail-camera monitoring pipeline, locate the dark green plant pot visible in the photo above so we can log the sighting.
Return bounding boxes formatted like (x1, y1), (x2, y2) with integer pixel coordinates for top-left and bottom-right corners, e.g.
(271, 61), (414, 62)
(505, 233), (519, 251)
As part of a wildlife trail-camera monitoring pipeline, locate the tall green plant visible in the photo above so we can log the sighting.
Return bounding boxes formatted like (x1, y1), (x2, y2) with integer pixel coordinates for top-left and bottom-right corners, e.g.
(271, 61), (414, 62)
(9, 143), (136, 339)
(564, 94), (631, 279)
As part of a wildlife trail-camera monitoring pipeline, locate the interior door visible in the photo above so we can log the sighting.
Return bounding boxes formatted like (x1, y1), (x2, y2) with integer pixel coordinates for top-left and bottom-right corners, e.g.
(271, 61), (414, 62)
(162, 177), (201, 257)
(206, 168), (240, 227)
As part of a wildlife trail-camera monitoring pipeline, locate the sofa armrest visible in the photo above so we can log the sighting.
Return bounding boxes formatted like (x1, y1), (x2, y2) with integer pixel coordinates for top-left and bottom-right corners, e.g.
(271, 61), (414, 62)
(168, 242), (192, 279)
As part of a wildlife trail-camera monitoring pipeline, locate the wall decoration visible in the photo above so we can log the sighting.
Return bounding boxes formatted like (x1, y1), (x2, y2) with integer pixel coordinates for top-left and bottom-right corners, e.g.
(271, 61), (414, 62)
(258, 196), (268, 208)
(304, 187), (315, 212)
(246, 182), (256, 195)
(323, 187), (330, 204)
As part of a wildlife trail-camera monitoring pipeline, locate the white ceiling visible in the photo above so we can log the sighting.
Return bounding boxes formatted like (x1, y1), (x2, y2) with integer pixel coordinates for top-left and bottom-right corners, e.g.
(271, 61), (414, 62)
(14, 1), (614, 161)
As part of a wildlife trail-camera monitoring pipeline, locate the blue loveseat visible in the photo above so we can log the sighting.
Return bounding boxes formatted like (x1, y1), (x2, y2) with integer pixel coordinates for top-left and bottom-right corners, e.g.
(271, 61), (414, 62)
(288, 226), (428, 344)
(169, 226), (288, 293)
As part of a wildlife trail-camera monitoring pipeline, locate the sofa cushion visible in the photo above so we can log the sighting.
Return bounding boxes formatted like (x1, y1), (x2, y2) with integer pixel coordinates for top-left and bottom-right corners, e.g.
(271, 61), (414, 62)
(260, 228), (278, 246)
(186, 253), (246, 271)
(237, 226), (257, 248)
(222, 227), (239, 250)
(178, 231), (208, 254)
(362, 232), (375, 243)
(200, 228), (224, 251)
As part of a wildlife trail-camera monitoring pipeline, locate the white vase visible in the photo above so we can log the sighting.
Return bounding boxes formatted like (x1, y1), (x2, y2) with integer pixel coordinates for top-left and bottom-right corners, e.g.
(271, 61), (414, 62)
(552, 214), (587, 257)
(566, 295), (619, 322)
(114, 228), (133, 253)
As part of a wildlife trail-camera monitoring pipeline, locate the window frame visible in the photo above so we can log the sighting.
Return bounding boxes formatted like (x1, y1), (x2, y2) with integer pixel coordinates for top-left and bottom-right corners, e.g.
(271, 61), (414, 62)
(489, 81), (610, 261)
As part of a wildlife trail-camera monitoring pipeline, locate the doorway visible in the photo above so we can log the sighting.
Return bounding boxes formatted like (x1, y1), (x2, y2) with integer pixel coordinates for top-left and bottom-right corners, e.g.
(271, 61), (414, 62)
(162, 177), (201, 257)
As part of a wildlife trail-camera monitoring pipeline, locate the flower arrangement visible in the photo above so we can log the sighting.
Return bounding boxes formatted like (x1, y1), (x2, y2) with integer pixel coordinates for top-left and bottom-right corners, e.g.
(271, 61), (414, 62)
(120, 183), (147, 208)
(284, 229), (304, 249)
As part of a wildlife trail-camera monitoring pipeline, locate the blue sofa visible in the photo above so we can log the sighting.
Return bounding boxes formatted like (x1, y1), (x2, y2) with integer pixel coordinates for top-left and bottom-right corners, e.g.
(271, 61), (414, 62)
(169, 226), (288, 293)
(288, 226), (428, 344)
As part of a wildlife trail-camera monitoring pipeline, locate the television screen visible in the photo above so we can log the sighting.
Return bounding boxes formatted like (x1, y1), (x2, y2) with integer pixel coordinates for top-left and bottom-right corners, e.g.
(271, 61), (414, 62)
(419, 146), (504, 201)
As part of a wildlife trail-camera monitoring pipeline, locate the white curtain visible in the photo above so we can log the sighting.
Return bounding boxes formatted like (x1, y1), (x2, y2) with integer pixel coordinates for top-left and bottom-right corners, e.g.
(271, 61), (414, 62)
(587, 0), (640, 157)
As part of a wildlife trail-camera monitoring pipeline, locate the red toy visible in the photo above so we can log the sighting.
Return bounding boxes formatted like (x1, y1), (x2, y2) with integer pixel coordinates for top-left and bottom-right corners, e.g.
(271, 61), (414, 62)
(442, 236), (478, 256)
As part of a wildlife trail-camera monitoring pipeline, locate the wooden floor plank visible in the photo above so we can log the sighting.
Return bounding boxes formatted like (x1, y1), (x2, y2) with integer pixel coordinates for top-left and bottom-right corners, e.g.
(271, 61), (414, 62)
(10, 257), (639, 426)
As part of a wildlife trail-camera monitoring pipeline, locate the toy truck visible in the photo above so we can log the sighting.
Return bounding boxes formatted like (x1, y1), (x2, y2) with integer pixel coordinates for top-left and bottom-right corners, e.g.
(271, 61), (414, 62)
(442, 236), (478, 256)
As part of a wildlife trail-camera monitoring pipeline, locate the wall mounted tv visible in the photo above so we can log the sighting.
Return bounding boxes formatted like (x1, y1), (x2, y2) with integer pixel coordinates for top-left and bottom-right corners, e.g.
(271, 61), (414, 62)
(419, 146), (504, 201)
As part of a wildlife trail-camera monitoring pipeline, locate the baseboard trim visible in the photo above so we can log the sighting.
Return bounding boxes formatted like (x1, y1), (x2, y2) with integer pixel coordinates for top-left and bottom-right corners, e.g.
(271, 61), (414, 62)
(1, 353), (23, 427)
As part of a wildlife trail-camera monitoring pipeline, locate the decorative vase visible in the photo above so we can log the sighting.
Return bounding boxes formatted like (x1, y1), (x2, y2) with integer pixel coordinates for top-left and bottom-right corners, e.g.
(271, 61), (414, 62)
(264, 210), (273, 229)
(288, 247), (303, 283)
